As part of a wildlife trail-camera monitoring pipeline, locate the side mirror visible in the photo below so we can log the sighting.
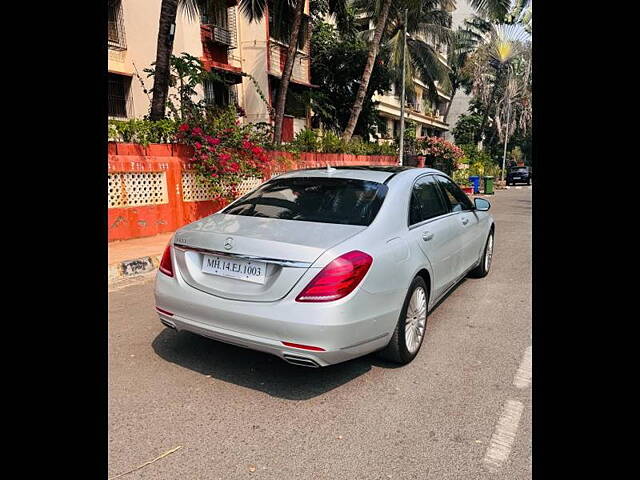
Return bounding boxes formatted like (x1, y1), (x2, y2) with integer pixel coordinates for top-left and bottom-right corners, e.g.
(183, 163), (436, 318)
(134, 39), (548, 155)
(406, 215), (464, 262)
(474, 198), (491, 211)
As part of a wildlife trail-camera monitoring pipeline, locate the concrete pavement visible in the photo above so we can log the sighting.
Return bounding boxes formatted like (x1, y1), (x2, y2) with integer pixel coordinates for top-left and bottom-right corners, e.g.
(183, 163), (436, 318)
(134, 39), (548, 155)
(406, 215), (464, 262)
(108, 187), (532, 479)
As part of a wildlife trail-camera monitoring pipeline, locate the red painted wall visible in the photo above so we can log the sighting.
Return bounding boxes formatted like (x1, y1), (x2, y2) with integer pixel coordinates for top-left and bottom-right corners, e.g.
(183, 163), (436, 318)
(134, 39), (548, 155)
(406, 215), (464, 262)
(108, 143), (398, 242)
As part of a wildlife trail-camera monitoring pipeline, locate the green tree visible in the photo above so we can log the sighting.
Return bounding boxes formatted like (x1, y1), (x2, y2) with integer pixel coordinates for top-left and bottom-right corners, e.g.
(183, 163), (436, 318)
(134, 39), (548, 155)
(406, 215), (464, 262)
(452, 112), (482, 144)
(383, 0), (454, 108)
(341, 0), (510, 142)
(310, 20), (394, 138)
(241, 0), (347, 145)
(341, 0), (393, 141)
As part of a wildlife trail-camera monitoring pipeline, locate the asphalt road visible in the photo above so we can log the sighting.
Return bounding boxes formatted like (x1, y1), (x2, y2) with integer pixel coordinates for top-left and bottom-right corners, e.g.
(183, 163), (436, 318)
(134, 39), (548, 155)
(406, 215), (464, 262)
(108, 186), (532, 480)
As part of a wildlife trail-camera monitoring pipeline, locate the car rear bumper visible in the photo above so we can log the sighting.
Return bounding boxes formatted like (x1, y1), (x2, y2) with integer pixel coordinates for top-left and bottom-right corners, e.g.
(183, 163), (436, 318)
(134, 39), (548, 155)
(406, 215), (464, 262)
(154, 270), (399, 366)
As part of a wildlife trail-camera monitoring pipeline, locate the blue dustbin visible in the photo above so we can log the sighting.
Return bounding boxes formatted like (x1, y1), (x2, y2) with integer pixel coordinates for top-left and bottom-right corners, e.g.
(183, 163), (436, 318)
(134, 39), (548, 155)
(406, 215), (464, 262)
(469, 176), (480, 194)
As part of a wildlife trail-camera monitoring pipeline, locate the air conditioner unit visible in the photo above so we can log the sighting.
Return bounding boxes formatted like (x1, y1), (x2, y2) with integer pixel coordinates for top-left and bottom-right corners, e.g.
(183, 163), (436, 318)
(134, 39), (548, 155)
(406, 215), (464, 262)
(207, 25), (232, 46)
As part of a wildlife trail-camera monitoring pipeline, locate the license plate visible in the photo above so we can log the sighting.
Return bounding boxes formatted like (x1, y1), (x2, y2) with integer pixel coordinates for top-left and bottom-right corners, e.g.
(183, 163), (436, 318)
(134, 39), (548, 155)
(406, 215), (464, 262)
(201, 254), (267, 284)
(513, 177), (521, 179)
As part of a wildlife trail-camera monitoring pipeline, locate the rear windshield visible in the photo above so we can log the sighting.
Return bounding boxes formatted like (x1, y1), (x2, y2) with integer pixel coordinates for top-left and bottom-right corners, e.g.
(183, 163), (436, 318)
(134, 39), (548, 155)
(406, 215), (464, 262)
(511, 167), (528, 173)
(222, 177), (388, 226)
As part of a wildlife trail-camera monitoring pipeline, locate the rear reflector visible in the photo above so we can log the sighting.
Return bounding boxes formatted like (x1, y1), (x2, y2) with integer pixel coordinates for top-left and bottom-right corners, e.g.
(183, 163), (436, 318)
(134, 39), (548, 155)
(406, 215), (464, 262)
(282, 341), (326, 352)
(296, 250), (373, 302)
(159, 244), (174, 277)
(155, 307), (174, 316)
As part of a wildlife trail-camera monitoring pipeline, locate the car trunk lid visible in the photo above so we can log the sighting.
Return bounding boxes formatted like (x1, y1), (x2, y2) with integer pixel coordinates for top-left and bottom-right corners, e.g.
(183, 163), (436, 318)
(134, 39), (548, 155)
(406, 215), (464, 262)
(172, 214), (366, 302)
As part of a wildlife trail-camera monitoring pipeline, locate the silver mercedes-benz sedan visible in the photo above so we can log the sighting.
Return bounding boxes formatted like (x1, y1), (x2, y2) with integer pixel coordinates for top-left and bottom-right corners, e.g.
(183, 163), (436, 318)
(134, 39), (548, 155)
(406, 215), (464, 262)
(154, 166), (494, 367)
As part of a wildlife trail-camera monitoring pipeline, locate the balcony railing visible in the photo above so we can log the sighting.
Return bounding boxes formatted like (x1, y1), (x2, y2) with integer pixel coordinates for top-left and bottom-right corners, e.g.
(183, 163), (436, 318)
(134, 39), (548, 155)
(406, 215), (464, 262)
(201, 7), (237, 49)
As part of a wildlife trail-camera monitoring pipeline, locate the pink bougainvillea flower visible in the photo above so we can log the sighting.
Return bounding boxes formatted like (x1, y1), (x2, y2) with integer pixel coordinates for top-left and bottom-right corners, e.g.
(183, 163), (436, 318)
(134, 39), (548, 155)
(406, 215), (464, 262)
(218, 153), (231, 162)
(194, 142), (202, 150)
(192, 127), (203, 135)
(209, 137), (221, 146)
(242, 140), (252, 150)
(230, 162), (240, 172)
(251, 146), (263, 155)
(178, 123), (189, 132)
(211, 173), (218, 178)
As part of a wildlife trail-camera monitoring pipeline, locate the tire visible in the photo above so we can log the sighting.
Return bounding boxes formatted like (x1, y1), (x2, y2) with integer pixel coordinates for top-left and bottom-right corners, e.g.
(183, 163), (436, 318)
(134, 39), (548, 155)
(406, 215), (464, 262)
(469, 230), (494, 278)
(377, 276), (429, 364)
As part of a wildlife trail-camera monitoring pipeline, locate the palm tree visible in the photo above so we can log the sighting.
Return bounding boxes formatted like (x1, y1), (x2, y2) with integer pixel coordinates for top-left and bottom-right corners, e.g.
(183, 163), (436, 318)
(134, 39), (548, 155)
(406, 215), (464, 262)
(472, 22), (530, 143)
(149, 0), (238, 121)
(240, 0), (346, 145)
(385, 0), (454, 112)
(441, 24), (483, 122)
(341, 0), (393, 142)
(341, 0), (510, 142)
(493, 44), (531, 179)
(150, 0), (211, 121)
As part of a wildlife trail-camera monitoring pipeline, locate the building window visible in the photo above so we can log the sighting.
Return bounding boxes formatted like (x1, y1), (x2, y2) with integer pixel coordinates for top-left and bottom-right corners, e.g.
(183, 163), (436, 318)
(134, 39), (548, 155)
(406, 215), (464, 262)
(108, 0), (126, 50)
(201, 2), (228, 28)
(205, 80), (235, 107)
(268, 1), (309, 51)
(108, 73), (131, 118)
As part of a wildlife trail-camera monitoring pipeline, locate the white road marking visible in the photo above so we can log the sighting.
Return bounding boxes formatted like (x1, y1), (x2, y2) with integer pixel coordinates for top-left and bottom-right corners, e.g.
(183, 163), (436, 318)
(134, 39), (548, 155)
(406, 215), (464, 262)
(513, 346), (532, 389)
(483, 399), (524, 473)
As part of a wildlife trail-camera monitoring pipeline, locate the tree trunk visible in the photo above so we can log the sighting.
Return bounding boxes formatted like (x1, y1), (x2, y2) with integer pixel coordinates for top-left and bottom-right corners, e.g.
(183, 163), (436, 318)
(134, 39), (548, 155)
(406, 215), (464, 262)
(476, 67), (502, 143)
(342, 0), (392, 142)
(150, 0), (179, 121)
(442, 84), (457, 123)
(272, 0), (305, 146)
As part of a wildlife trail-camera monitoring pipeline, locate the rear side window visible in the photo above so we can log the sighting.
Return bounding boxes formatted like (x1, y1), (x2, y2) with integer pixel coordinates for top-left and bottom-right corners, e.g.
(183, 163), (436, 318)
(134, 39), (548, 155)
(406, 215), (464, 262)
(436, 176), (474, 212)
(222, 177), (388, 226)
(409, 175), (448, 225)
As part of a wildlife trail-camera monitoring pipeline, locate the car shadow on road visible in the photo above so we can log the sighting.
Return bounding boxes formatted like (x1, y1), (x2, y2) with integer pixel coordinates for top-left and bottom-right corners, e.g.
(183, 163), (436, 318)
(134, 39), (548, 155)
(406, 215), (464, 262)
(151, 329), (401, 401)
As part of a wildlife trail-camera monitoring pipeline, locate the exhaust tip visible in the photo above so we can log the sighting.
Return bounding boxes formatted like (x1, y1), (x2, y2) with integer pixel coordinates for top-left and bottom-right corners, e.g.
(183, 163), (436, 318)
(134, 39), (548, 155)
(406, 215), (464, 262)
(160, 319), (177, 329)
(282, 354), (321, 368)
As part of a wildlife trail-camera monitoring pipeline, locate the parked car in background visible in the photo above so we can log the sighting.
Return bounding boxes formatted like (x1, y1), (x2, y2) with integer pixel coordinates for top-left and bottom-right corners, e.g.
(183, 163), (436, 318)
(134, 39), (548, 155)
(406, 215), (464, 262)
(155, 166), (495, 367)
(507, 166), (531, 186)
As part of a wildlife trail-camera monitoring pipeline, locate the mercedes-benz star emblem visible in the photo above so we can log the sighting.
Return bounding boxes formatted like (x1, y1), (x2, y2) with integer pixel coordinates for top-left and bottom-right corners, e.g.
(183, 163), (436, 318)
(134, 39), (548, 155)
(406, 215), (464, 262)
(224, 237), (233, 250)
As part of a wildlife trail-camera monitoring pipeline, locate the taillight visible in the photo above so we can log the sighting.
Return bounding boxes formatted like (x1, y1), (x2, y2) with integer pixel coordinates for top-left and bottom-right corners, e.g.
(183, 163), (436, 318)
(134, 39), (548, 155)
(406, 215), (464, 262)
(159, 244), (174, 277)
(296, 250), (373, 302)
(281, 342), (326, 352)
(156, 307), (174, 316)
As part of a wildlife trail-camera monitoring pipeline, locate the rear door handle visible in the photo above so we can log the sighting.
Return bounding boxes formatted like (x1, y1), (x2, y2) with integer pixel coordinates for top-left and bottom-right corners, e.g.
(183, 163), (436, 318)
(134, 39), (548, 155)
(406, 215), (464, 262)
(462, 217), (469, 225)
(422, 231), (434, 241)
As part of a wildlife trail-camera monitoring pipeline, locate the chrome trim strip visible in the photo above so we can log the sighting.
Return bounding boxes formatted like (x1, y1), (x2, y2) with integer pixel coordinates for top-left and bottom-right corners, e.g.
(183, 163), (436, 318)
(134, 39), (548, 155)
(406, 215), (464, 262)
(173, 243), (313, 268)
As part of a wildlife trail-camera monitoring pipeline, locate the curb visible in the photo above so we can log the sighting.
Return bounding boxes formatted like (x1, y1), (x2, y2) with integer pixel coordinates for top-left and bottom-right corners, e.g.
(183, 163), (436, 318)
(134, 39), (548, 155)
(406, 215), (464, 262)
(108, 254), (161, 284)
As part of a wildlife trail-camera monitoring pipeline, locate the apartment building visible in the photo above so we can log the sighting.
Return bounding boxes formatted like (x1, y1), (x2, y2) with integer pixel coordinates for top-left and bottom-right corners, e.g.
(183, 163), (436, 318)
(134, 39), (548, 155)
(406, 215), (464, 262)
(237, 0), (313, 141)
(108, 0), (245, 119)
(107, 0), (312, 142)
(373, 78), (452, 141)
(361, 6), (455, 142)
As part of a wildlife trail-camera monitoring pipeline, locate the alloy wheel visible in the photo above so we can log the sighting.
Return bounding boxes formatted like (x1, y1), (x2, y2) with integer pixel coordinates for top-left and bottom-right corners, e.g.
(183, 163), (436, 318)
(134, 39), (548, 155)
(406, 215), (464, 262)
(485, 234), (494, 272)
(405, 287), (427, 354)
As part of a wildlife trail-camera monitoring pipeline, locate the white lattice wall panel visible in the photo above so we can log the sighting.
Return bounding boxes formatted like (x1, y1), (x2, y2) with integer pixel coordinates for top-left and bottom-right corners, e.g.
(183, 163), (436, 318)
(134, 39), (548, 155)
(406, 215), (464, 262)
(108, 172), (168, 208)
(181, 171), (265, 202)
(238, 177), (264, 196)
(181, 171), (215, 202)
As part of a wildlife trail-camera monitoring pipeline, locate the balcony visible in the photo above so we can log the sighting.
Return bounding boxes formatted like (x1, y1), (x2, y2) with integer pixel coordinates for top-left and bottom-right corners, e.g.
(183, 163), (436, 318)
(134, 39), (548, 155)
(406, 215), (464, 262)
(202, 24), (236, 48)
(200, 6), (237, 49)
(268, 40), (311, 86)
